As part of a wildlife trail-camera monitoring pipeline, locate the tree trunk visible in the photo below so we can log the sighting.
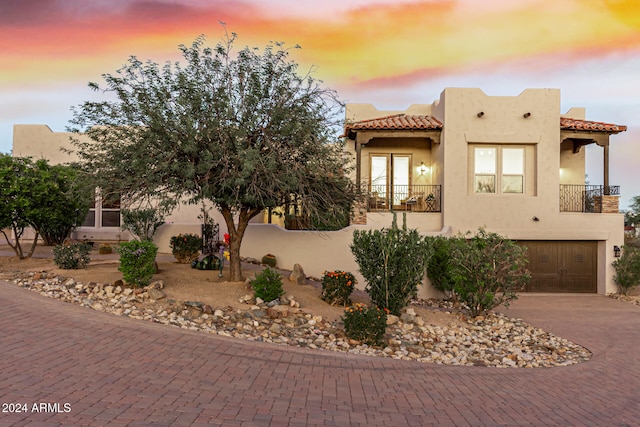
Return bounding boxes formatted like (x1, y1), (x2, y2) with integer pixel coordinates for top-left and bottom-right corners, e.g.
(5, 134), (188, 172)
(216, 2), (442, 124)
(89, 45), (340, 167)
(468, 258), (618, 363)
(219, 205), (261, 282)
(4, 224), (26, 259)
(25, 230), (39, 259)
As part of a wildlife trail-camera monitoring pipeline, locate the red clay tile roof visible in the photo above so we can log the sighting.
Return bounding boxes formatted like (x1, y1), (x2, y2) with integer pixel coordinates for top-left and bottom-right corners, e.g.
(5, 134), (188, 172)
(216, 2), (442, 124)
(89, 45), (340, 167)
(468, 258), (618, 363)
(345, 114), (443, 132)
(560, 117), (627, 133)
(344, 114), (626, 136)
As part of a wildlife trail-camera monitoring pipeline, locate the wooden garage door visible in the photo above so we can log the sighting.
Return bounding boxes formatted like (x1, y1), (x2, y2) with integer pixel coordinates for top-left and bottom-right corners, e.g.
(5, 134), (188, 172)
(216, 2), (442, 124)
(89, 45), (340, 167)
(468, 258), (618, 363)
(518, 241), (597, 293)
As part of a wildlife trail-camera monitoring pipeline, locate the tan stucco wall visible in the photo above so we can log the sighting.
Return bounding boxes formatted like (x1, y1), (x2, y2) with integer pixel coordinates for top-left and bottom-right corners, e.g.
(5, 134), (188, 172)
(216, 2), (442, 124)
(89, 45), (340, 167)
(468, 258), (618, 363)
(241, 221), (450, 299)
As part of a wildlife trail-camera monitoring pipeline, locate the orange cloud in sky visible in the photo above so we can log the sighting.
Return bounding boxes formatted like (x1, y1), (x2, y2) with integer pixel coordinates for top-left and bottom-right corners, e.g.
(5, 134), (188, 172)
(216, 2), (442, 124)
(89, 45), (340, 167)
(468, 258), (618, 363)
(1, 0), (639, 90)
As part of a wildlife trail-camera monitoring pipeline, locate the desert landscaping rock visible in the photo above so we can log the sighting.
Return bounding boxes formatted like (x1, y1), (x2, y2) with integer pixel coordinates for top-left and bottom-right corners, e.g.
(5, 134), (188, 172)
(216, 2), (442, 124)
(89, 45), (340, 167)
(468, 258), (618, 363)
(8, 270), (601, 368)
(289, 263), (306, 285)
(148, 288), (166, 300)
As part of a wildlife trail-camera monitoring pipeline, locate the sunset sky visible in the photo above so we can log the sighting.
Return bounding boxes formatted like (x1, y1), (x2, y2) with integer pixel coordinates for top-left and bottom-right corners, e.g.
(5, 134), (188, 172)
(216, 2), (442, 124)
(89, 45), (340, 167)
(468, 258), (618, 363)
(1, 0), (639, 207)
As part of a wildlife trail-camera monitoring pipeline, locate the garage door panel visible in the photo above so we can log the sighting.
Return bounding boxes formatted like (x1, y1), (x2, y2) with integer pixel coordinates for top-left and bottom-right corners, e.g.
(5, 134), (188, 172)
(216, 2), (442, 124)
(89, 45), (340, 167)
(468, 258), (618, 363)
(518, 241), (597, 293)
(527, 275), (562, 292)
(563, 276), (596, 293)
(525, 241), (558, 275)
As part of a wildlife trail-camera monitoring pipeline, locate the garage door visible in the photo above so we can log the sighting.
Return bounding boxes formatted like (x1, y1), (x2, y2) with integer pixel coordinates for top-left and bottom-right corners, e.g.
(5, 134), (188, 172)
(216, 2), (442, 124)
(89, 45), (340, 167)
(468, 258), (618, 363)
(517, 241), (597, 293)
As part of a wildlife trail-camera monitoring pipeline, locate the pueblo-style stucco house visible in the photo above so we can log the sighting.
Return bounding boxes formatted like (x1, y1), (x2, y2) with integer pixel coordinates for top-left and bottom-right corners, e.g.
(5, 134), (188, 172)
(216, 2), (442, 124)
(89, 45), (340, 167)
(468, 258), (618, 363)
(11, 87), (626, 296)
(343, 88), (626, 294)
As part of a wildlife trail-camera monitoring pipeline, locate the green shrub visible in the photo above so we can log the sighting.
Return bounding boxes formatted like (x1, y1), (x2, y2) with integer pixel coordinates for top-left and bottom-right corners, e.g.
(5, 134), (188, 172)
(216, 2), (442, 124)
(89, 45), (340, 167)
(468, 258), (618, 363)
(612, 245), (640, 295)
(342, 303), (388, 346)
(251, 267), (284, 302)
(351, 213), (430, 315)
(121, 208), (165, 241)
(170, 233), (202, 253)
(53, 242), (92, 269)
(170, 233), (202, 263)
(425, 236), (456, 297)
(449, 229), (530, 317)
(321, 270), (356, 306)
(118, 240), (158, 287)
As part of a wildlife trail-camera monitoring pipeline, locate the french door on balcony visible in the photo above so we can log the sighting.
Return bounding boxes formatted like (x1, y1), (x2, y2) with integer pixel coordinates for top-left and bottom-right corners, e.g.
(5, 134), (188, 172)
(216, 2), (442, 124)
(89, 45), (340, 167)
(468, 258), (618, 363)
(370, 154), (411, 206)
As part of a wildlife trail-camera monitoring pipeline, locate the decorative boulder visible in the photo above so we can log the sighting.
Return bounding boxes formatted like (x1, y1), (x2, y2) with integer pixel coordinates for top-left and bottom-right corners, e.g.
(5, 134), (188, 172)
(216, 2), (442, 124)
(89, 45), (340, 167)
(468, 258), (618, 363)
(289, 263), (306, 285)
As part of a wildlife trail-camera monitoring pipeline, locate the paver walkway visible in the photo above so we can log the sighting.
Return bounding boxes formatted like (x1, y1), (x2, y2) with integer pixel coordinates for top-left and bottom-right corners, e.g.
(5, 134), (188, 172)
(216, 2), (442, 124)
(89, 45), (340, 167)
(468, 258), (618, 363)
(1, 282), (639, 426)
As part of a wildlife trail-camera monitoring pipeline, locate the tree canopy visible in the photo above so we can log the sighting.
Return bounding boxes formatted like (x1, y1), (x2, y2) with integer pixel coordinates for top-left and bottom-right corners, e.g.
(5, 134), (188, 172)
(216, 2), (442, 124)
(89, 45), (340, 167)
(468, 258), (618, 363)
(0, 155), (92, 258)
(69, 32), (356, 280)
(624, 195), (640, 226)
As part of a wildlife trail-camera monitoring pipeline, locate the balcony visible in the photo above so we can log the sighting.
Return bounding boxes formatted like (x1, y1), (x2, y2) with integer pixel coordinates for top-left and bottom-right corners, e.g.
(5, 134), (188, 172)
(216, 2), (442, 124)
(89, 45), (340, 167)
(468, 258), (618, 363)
(559, 185), (620, 213)
(365, 184), (442, 212)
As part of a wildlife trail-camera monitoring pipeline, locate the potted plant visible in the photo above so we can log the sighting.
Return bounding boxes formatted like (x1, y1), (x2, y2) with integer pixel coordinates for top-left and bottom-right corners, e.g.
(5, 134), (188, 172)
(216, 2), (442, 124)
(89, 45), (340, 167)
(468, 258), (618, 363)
(169, 233), (202, 264)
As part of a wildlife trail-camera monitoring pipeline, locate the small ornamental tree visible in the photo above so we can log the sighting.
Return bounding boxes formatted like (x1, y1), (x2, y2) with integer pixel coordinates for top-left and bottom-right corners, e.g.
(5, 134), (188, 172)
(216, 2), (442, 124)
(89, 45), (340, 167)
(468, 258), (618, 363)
(612, 245), (640, 295)
(69, 30), (356, 281)
(0, 155), (92, 257)
(121, 207), (166, 242)
(0, 155), (36, 258)
(351, 213), (430, 315)
(28, 161), (93, 245)
(448, 229), (530, 317)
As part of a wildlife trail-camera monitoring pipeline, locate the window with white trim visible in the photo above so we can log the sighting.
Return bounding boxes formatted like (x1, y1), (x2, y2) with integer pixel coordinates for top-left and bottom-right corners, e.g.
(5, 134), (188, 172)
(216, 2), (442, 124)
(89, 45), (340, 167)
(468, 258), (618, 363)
(473, 146), (526, 194)
(81, 190), (121, 228)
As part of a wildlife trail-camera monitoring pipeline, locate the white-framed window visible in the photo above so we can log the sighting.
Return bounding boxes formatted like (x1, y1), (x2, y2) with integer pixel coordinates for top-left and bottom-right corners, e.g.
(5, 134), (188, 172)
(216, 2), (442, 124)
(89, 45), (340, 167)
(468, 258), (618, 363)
(81, 190), (121, 228)
(472, 146), (526, 195)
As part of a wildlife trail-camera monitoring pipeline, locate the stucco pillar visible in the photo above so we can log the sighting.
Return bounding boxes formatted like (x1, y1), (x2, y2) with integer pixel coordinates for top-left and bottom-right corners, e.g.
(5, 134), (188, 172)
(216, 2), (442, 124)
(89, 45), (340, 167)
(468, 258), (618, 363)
(603, 141), (610, 193)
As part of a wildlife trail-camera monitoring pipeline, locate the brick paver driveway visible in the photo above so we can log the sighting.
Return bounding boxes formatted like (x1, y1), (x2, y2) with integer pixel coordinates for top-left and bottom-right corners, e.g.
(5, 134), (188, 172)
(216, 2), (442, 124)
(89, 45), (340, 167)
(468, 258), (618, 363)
(1, 282), (638, 426)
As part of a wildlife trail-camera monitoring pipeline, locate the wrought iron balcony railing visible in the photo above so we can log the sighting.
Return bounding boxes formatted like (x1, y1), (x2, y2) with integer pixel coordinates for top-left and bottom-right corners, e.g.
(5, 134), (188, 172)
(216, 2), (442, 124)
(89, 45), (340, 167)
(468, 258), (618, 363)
(365, 184), (442, 213)
(559, 185), (620, 213)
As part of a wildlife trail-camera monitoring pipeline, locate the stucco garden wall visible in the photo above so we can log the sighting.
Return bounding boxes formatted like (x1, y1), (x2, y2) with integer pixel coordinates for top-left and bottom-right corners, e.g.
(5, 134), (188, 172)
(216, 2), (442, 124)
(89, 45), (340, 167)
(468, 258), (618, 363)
(241, 222), (449, 300)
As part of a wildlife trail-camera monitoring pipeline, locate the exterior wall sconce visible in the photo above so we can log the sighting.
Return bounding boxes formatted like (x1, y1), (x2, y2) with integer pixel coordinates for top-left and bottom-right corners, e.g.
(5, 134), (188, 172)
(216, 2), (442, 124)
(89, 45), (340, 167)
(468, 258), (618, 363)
(523, 112), (531, 118)
(614, 245), (621, 258)
(477, 111), (484, 117)
(419, 162), (428, 175)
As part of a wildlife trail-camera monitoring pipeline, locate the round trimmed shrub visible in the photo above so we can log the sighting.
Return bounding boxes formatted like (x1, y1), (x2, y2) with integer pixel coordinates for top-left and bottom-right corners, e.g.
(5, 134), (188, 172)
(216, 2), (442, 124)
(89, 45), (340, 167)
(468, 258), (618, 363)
(251, 267), (284, 302)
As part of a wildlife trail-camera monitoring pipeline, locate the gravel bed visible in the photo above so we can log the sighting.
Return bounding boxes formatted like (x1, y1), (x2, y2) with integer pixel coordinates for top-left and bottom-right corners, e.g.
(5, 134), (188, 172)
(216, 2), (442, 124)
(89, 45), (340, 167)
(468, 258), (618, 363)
(10, 271), (593, 368)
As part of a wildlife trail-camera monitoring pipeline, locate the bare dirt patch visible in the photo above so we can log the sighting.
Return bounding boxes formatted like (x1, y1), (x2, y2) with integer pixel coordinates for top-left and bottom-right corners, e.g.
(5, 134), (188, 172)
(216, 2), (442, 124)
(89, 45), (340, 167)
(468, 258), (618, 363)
(0, 245), (459, 326)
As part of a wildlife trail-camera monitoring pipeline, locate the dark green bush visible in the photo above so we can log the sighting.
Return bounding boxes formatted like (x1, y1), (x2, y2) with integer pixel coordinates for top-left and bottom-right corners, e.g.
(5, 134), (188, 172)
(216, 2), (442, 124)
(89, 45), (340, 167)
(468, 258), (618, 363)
(170, 233), (202, 263)
(251, 267), (284, 302)
(118, 240), (158, 287)
(342, 304), (388, 346)
(612, 245), (640, 295)
(321, 270), (356, 306)
(425, 236), (456, 296)
(449, 229), (530, 317)
(351, 214), (430, 315)
(170, 233), (202, 254)
(53, 242), (92, 269)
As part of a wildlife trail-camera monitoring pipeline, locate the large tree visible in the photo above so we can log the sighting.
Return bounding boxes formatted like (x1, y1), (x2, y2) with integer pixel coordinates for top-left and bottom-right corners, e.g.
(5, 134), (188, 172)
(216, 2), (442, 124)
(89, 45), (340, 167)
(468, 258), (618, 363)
(624, 195), (640, 227)
(68, 32), (355, 280)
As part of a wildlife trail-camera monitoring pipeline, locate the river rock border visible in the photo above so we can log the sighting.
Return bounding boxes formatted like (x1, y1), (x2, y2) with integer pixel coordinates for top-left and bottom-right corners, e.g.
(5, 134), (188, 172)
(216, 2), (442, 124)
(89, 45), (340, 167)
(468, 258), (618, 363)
(10, 271), (592, 368)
